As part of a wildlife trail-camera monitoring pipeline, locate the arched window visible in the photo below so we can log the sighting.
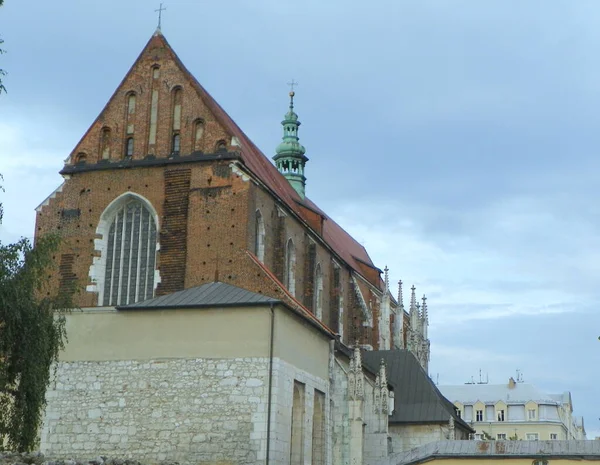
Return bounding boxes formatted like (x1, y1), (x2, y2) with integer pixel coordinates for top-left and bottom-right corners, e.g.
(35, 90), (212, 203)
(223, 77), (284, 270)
(314, 263), (323, 319)
(172, 133), (181, 154)
(125, 137), (134, 157)
(75, 152), (87, 164)
(193, 119), (204, 151)
(127, 93), (136, 114)
(171, 87), (182, 154)
(101, 196), (158, 306)
(126, 92), (136, 136)
(255, 210), (265, 262)
(100, 127), (111, 160)
(216, 140), (227, 152)
(285, 238), (296, 297)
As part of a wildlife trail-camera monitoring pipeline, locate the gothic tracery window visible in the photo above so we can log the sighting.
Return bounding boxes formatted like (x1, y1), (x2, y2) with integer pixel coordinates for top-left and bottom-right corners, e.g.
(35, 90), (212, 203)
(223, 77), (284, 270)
(102, 197), (157, 306)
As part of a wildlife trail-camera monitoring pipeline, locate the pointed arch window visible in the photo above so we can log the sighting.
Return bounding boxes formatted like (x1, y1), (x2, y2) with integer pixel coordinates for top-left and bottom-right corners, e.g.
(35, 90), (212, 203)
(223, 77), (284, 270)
(285, 238), (296, 297)
(314, 263), (323, 319)
(255, 210), (265, 262)
(101, 196), (158, 306)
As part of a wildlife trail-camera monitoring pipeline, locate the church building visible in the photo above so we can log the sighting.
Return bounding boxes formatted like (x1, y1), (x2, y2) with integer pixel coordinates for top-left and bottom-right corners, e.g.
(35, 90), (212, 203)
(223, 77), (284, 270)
(34, 28), (460, 465)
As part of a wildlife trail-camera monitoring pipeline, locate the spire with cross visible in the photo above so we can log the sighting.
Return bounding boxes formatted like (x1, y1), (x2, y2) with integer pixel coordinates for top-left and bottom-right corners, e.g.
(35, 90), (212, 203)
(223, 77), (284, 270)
(155, 3), (167, 30)
(274, 79), (308, 199)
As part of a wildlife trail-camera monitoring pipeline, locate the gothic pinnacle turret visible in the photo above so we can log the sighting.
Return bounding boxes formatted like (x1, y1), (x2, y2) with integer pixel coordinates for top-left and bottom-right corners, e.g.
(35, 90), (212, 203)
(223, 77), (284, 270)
(273, 87), (309, 199)
(397, 280), (404, 310)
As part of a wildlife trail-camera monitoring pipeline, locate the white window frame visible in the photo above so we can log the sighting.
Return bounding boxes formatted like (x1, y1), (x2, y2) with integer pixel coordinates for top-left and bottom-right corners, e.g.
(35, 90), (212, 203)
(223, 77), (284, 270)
(528, 408), (536, 420)
(526, 433), (539, 440)
(550, 433), (558, 440)
(88, 192), (160, 306)
(474, 433), (483, 440)
(476, 410), (483, 422)
(496, 433), (506, 440)
(497, 409), (505, 421)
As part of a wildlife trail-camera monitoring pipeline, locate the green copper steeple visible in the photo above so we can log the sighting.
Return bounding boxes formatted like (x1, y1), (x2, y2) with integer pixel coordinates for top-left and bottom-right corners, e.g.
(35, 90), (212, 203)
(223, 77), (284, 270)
(273, 90), (308, 199)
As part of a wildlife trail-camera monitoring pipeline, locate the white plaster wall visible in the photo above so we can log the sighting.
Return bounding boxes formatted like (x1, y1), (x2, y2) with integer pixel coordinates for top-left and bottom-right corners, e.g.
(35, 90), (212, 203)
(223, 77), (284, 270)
(41, 357), (270, 464)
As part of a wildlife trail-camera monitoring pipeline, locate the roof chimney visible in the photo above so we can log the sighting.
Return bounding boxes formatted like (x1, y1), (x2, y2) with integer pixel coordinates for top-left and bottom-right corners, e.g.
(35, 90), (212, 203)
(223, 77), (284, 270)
(508, 377), (516, 389)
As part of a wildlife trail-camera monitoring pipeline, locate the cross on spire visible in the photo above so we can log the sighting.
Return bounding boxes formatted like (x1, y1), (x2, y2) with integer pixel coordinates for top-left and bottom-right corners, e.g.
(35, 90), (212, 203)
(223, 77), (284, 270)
(287, 79), (299, 94)
(155, 3), (167, 29)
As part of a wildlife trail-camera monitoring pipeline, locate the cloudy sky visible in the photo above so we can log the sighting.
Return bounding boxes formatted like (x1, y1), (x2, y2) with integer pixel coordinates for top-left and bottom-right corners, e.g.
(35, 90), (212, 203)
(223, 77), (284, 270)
(1, 0), (599, 437)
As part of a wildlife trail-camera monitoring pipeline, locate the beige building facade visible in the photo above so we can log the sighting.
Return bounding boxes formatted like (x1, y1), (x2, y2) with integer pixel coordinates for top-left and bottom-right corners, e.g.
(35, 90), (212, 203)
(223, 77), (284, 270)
(41, 282), (396, 465)
(439, 378), (586, 442)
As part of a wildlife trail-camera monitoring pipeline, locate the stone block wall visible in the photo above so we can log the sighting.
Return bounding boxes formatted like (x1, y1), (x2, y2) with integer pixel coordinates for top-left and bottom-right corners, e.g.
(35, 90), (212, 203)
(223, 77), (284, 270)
(41, 358), (270, 464)
(41, 356), (336, 465)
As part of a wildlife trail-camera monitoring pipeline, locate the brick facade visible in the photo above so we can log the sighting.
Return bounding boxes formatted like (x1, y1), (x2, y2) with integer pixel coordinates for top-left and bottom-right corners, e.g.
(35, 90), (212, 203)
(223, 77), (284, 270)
(34, 31), (405, 350)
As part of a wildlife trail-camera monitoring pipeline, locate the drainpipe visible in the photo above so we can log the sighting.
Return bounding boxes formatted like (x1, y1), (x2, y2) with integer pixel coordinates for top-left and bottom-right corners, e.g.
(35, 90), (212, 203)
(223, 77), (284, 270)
(266, 303), (275, 465)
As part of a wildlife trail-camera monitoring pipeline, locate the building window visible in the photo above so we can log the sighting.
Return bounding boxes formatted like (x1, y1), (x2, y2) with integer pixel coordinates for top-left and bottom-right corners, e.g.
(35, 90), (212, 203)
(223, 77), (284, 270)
(528, 409), (536, 420)
(474, 433), (483, 440)
(550, 433), (558, 440)
(100, 127), (112, 160)
(455, 408), (461, 419)
(312, 390), (325, 465)
(172, 133), (181, 154)
(285, 238), (296, 296)
(125, 137), (134, 157)
(126, 92), (136, 136)
(497, 433), (506, 440)
(255, 210), (265, 262)
(75, 152), (87, 164)
(314, 263), (323, 319)
(193, 119), (204, 151)
(216, 140), (227, 152)
(102, 197), (157, 306)
(290, 381), (305, 465)
(476, 410), (483, 421)
(127, 93), (136, 114)
(497, 409), (505, 421)
(526, 433), (539, 440)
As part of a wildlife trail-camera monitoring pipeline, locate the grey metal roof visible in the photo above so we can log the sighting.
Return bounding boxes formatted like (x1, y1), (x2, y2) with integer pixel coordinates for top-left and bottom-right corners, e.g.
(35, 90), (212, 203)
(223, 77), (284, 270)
(391, 440), (600, 465)
(117, 281), (280, 310)
(362, 350), (472, 432)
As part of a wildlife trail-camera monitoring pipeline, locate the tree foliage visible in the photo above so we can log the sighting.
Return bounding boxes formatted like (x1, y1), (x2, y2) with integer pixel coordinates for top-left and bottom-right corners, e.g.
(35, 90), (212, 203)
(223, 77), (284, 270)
(0, 187), (72, 451)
